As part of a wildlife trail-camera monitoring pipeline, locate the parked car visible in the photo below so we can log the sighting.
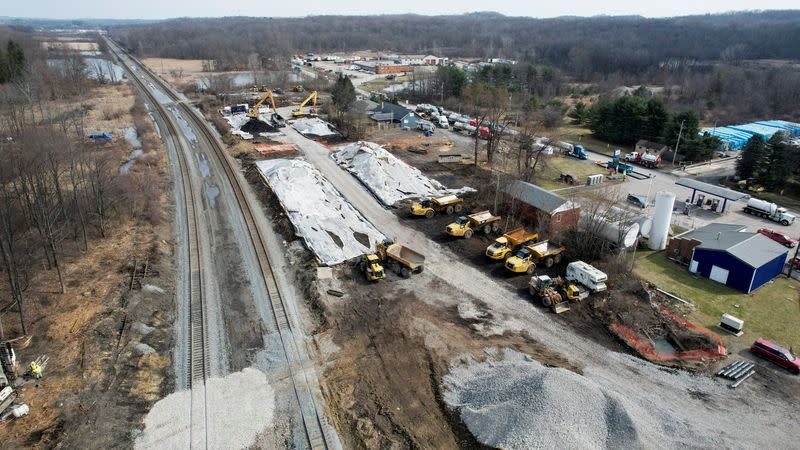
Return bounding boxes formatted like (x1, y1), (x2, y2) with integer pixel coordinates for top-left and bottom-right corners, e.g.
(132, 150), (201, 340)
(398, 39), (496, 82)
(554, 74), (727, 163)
(750, 338), (800, 374)
(757, 228), (798, 248)
(627, 193), (648, 209)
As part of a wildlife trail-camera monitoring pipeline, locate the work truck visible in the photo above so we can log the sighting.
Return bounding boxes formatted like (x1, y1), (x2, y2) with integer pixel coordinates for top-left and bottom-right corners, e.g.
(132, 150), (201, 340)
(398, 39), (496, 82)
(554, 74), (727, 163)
(446, 210), (501, 238)
(485, 227), (538, 260)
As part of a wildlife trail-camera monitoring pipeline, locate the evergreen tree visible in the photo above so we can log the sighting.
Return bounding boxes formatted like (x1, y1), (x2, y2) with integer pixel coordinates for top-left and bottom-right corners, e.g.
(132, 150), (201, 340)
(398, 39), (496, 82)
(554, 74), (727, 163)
(567, 101), (588, 125)
(331, 74), (356, 116)
(642, 97), (668, 142)
(762, 132), (793, 191)
(736, 134), (767, 180)
(662, 109), (699, 149)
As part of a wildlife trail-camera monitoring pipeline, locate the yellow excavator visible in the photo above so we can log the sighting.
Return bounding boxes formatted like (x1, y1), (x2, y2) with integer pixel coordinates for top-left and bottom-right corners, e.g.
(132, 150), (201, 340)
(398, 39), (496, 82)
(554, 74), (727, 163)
(247, 90), (278, 119)
(292, 91), (319, 117)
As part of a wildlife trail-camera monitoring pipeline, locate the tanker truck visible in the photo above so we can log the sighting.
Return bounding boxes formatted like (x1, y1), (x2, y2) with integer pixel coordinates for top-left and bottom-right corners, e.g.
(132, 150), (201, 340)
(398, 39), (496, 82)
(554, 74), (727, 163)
(743, 198), (795, 226)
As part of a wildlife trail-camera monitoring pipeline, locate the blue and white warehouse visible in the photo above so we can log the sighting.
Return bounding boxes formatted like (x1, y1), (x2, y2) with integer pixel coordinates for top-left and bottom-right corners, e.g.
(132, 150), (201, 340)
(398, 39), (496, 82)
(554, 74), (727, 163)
(700, 120), (800, 150)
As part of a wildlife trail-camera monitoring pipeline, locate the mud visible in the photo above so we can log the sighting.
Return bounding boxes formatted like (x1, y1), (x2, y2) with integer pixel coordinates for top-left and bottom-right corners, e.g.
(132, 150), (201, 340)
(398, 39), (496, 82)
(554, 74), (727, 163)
(317, 268), (578, 449)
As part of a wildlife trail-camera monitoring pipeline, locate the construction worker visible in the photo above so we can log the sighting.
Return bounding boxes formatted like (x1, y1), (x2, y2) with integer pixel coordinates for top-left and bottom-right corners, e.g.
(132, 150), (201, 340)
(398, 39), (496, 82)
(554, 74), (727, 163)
(29, 361), (42, 379)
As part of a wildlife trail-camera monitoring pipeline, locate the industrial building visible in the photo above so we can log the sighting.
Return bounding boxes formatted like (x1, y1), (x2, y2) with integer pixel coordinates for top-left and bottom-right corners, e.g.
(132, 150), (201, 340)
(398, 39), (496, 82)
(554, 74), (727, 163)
(667, 223), (789, 293)
(700, 120), (800, 150)
(503, 180), (581, 235)
(370, 102), (421, 128)
(354, 61), (412, 74)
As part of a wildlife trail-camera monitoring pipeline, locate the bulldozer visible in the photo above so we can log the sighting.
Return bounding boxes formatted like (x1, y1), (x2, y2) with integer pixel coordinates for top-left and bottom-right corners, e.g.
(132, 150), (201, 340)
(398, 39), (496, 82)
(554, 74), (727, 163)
(358, 254), (385, 282)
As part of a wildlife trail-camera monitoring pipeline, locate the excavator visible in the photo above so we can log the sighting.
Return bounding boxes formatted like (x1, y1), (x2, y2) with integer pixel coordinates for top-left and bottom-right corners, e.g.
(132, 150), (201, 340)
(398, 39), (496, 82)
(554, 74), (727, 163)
(246, 90), (285, 127)
(292, 91), (319, 117)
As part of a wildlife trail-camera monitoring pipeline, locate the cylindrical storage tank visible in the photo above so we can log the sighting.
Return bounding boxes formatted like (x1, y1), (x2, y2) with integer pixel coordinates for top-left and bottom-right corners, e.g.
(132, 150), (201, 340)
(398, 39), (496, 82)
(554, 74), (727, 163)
(634, 217), (653, 238)
(580, 214), (640, 248)
(746, 198), (777, 214)
(649, 191), (676, 250)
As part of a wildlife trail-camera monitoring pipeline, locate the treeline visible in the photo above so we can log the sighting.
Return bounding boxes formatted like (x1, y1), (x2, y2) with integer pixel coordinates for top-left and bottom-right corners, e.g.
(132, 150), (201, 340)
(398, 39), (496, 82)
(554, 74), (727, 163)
(736, 134), (800, 192)
(584, 94), (721, 162)
(110, 12), (800, 76)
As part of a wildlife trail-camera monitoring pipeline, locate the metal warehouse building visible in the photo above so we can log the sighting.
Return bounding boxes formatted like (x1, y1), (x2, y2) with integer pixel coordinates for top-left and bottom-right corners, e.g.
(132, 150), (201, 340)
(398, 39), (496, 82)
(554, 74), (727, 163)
(700, 120), (800, 150)
(668, 223), (789, 293)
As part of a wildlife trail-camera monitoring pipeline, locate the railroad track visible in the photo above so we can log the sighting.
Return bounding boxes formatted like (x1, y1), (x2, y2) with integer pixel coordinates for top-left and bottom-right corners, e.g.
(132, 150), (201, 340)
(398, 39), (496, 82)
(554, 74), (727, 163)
(109, 42), (210, 447)
(108, 40), (334, 449)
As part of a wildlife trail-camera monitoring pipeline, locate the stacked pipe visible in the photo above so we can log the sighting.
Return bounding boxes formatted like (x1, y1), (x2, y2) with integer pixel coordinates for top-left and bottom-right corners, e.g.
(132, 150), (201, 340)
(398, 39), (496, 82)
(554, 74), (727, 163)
(715, 360), (756, 389)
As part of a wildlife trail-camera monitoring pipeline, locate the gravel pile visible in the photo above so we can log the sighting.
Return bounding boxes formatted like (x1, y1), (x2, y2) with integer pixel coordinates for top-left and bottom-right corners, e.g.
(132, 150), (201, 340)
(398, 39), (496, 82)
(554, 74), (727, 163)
(331, 141), (475, 206)
(443, 348), (661, 449)
(292, 117), (337, 137)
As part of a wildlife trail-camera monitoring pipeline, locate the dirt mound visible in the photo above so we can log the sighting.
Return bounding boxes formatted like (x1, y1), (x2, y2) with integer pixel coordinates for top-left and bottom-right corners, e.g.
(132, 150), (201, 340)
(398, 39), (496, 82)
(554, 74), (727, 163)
(240, 118), (277, 133)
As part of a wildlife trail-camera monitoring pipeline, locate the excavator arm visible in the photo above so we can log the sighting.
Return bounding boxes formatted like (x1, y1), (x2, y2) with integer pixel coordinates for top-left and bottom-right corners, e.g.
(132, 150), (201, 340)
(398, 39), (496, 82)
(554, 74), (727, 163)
(292, 91), (318, 117)
(247, 90), (276, 119)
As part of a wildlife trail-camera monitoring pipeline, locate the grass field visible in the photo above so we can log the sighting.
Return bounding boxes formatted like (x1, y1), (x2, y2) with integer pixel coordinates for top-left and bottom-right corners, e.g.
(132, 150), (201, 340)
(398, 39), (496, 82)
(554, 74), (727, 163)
(535, 155), (610, 190)
(634, 251), (800, 352)
(559, 125), (632, 157)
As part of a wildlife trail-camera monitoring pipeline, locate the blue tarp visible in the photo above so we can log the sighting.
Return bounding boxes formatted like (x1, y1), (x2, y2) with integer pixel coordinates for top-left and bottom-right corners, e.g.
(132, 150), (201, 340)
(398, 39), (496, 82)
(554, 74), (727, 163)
(700, 120), (800, 150)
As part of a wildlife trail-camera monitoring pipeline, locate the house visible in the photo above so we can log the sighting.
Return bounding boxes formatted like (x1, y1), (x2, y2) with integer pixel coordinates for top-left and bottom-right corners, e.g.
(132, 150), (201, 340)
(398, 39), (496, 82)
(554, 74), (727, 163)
(398, 55), (426, 66)
(422, 55), (445, 66)
(370, 102), (420, 128)
(635, 139), (669, 155)
(503, 180), (581, 235)
(667, 223), (789, 293)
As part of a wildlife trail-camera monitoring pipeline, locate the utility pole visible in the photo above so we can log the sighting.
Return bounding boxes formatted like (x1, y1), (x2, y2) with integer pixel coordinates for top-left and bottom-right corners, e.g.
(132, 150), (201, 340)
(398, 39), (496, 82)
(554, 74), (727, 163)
(672, 119), (685, 166)
(493, 171), (501, 213)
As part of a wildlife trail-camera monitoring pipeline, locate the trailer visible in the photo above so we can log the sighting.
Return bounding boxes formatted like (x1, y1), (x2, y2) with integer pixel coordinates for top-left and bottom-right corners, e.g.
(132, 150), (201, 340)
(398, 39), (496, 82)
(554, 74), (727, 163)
(743, 198), (796, 226)
(624, 151), (662, 168)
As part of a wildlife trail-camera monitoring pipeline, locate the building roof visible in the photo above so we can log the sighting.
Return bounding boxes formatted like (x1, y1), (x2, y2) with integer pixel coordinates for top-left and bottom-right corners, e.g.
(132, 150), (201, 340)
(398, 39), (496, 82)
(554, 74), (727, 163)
(371, 102), (413, 122)
(352, 99), (379, 114)
(636, 140), (668, 152)
(682, 222), (788, 268)
(675, 178), (749, 201)
(504, 180), (577, 214)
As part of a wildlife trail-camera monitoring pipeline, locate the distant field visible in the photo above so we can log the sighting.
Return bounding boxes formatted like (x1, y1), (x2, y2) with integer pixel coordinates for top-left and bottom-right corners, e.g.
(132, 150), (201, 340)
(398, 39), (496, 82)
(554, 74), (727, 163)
(559, 125), (632, 157)
(535, 154), (610, 190)
(41, 41), (99, 51)
(635, 251), (800, 352)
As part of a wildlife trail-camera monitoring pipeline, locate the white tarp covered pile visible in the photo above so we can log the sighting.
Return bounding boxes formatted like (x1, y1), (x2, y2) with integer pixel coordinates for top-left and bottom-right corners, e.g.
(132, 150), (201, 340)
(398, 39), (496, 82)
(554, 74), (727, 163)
(255, 158), (385, 265)
(331, 141), (476, 206)
(291, 118), (337, 137)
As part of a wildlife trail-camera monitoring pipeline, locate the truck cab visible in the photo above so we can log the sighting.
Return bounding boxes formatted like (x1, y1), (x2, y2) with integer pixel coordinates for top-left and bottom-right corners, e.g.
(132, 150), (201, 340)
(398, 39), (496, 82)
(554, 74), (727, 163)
(360, 254), (385, 281)
(486, 237), (513, 259)
(505, 247), (536, 274)
(436, 115), (449, 129)
(624, 151), (639, 162)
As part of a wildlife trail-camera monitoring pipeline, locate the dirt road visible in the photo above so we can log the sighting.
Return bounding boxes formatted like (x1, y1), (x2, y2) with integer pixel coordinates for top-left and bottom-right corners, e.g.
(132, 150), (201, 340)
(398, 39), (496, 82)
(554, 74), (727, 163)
(278, 118), (800, 447)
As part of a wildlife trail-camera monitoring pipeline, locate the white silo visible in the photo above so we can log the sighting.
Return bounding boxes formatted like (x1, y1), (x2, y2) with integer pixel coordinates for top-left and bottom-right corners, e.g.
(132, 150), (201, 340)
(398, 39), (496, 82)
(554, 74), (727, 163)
(648, 191), (676, 250)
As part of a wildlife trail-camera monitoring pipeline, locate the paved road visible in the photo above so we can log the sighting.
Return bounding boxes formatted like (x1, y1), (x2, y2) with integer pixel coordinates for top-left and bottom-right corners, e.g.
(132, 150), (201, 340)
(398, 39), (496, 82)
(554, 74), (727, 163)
(279, 114), (800, 448)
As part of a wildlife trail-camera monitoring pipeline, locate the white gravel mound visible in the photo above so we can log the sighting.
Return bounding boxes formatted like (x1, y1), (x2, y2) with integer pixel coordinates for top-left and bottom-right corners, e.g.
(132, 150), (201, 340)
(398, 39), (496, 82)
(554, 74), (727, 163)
(135, 367), (275, 449)
(292, 117), (337, 136)
(443, 349), (662, 449)
(255, 158), (385, 265)
(331, 141), (475, 206)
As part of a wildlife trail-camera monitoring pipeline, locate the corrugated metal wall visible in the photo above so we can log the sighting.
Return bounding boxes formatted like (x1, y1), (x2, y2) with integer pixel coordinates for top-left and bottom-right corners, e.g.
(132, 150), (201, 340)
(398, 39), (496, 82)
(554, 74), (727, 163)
(692, 248), (754, 292)
(750, 252), (788, 292)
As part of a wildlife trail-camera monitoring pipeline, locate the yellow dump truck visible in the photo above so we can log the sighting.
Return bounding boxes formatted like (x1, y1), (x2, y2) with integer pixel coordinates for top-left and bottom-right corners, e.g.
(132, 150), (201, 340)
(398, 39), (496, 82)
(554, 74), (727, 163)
(485, 227), (538, 260)
(504, 240), (565, 274)
(410, 195), (463, 218)
(529, 275), (589, 314)
(373, 239), (425, 278)
(445, 210), (501, 238)
(358, 254), (386, 281)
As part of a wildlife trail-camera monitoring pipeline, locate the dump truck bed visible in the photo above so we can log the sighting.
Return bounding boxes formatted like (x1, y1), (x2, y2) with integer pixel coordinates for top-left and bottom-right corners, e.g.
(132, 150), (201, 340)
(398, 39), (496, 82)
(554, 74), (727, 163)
(468, 210), (501, 225)
(528, 240), (564, 258)
(505, 227), (537, 245)
(433, 194), (461, 206)
(386, 244), (425, 269)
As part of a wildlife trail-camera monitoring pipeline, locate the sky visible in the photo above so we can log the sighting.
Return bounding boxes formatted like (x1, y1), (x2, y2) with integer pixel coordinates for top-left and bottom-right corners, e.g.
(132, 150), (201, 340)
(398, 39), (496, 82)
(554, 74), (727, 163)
(3, 0), (798, 20)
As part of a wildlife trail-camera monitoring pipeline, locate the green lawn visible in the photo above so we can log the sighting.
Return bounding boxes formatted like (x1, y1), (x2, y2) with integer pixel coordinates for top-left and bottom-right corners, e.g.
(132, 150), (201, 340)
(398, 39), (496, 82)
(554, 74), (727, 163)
(559, 125), (632, 157)
(535, 155), (610, 190)
(634, 251), (800, 351)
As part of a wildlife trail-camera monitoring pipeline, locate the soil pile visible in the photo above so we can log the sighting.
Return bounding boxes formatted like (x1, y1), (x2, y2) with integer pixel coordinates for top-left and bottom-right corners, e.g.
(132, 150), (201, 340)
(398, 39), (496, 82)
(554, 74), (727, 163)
(241, 118), (277, 133)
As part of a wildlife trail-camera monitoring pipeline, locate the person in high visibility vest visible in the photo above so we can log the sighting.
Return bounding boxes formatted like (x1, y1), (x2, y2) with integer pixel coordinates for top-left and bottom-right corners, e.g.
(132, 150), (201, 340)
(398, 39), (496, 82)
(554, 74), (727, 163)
(30, 362), (43, 379)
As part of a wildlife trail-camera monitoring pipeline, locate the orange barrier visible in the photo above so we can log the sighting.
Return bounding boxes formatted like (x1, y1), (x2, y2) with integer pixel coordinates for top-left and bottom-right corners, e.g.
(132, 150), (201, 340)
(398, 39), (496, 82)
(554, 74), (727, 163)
(610, 308), (726, 363)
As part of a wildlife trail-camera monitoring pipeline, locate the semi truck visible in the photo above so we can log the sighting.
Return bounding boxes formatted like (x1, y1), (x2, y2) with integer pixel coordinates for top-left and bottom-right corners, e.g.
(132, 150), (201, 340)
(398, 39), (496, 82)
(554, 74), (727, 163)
(624, 151), (662, 168)
(446, 211), (501, 238)
(410, 195), (464, 218)
(372, 239), (425, 278)
(485, 227), (538, 260)
(743, 198), (795, 226)
(504, 240), (565, 274)
(564, 144), (588, 160)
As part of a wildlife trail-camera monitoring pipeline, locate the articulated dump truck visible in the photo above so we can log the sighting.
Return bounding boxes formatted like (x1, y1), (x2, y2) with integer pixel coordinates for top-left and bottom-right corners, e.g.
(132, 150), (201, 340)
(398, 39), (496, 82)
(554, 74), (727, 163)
(410, 195), (463, 218)
(367, 239), (426, 279)
(505, 240), (565, 274)
(485, 227), (538, 260)
(445, 210), (501, 238)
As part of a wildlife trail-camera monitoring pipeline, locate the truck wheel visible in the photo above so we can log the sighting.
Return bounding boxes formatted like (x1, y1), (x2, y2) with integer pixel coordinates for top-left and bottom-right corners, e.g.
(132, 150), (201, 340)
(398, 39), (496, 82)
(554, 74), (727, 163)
(425, 210), (434, 219)
(446, 206), (454, 215)
(464, 229), (473, 239)
(554, 254), (562, 264)
(529, 286), (537, 296)
(483, 225), (491, 235)
(545, 257), (554, 268)
(781, 220), (790, 226)
(400, 267), (411, 278)
(454, 204), (463, 213)
(526, 265), (535, 275)
(492, 222), (500, 233)
(542, 296), (553, 307)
